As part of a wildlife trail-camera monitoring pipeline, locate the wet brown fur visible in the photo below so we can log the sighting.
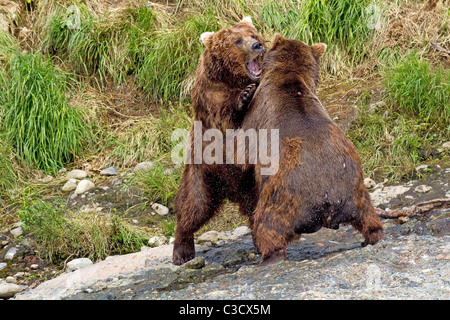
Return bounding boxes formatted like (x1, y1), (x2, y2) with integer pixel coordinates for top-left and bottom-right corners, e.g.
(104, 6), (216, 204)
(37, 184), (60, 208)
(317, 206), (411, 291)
(243, 35), (384, 265)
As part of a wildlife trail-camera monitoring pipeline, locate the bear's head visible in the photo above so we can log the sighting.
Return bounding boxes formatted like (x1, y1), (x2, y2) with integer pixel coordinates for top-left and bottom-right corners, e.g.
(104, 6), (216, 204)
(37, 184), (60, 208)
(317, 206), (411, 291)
(200, 17), (265, 87)
(262, 34), (327, 94)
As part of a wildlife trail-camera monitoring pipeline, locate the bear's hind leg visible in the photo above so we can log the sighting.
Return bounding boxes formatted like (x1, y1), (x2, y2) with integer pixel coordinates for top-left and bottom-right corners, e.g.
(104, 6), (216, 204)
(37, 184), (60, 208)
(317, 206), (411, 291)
(351, 203), (384, 247)
(252, 206), (294, 266)
(173, 165), (225, 265)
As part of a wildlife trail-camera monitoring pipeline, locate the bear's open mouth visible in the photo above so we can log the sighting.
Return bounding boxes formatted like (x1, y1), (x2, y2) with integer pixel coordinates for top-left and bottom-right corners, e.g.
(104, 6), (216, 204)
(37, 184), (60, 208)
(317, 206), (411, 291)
(246, 58), (262, 80)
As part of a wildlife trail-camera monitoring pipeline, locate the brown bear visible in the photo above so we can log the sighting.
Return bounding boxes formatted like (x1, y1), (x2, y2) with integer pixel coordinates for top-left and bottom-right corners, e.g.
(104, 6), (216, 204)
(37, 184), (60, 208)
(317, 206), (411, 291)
(241, 34), (384, 266)
(173, 17), (265, 265)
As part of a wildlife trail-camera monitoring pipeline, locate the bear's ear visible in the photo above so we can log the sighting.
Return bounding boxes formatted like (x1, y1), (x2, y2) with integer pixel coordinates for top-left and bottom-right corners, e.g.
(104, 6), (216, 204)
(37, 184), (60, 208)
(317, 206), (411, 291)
(200, 32), (214, 48)
(311, 43), (327, 60)
(240, 16), (254, 28)
(271, 33), (285, 48)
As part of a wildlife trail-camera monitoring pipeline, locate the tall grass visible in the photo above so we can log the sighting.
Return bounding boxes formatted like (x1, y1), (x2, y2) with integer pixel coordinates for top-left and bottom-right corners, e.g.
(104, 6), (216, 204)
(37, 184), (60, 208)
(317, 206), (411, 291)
(383, 52), (450, 128)
(44, 3), (156, 84)
(0, 138), (19, 199)
(136, 12), (221, 102)
(19, 199), (149, 263)
(348, 52), (449, 181)
(0, 52), (92, 173)
(259, 0), (373, 74)
(102, 105), (191, 167)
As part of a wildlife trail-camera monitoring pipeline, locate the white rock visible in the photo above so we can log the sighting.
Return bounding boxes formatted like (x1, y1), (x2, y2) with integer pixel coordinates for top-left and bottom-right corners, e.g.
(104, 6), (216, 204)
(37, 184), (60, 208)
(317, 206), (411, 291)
(0, 283), (22, 298)
(364, 178), (376, 189)
(30, 264), (39, 270)
(415, 164), (429, 172)
(197, 230), (231, 243)
(62, 178), (78, 192)
(10, 227), (22, 238)
(151, 203), (169, 216)
(67, 169), (87, 180)
(197, 231), (220, 243)
(5, 276), (16, 283)
(369, 185), (410, 207)
(148, 236), (168, 247)
(67, 258), (93, 272)
(134, 161), (154, 172)
(75, 180), (95, 194)
(231, 226), (251, 239)
(4, 247), (18, 260)
(100, 167), (118, 176)
(0, 263), (7, 271)
(414, 185), (432, 193)
(438, 142), (450, 153)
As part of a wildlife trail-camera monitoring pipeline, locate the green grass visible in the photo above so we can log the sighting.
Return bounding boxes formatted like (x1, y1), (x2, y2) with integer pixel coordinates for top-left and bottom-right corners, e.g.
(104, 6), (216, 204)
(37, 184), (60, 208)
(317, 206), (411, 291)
(19, 199), (148, 263)
(102, 105), (191, 167)
(135, 12), (221, 102)
(259, 0), (374, 74)
(44, 3), (156, 84)
(348, 53), (449, 181)
(383, 52), (450, 128)
(0, 138), (19, 200)
(128, 164), (182, 210)
(0, 51), (92, 173)
(348, 108), (429, 181)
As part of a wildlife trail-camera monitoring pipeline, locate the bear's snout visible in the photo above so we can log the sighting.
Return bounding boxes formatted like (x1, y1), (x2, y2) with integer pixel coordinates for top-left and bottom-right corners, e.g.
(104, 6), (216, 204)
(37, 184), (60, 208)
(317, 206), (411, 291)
(252, 41), (264, 53)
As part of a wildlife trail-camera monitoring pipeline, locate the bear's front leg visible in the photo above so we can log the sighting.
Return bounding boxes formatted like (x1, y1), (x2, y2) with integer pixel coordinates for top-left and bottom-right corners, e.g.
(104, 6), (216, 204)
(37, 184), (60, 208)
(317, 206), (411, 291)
(238, 83), (257, 110)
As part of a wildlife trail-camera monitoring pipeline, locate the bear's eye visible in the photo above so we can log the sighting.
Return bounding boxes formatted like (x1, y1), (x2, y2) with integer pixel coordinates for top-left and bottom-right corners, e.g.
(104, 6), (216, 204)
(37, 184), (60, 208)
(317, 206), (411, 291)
(251, 35), (257, 39)
(235, 38), (243, 47)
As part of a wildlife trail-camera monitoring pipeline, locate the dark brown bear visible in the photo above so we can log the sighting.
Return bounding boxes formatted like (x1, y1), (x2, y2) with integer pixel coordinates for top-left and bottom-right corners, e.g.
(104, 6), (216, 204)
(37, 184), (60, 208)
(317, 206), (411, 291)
(173, 17), (265, 265)
(241, 34), (384, 266)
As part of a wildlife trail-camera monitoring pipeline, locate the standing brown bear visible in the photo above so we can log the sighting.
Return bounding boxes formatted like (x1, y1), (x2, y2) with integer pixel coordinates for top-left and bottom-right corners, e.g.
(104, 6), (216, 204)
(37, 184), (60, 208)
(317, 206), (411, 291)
(242, 35), (384, 266)
(173, 17), (265, 265)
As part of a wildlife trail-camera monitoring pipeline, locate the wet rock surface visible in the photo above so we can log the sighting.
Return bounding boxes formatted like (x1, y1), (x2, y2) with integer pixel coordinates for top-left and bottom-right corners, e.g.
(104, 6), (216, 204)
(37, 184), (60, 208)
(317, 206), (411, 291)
(8, 165), (450, 300)
(14, 210), (449, 300)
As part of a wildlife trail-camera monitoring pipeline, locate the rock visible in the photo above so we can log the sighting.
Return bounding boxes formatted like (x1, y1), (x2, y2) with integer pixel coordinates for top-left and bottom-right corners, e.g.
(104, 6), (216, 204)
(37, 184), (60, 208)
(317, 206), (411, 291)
(414, 185), (432, 193)
(182, 256), (205, 269)
(364, 178), (376, 189)
(231, 226), (251, 240)
(62, 179), (78, 192)
(67, 258), (93, 272)
(100, 167), (118, 176)
(4, 247), (18, 260)
(148, 236), (168, 247)
(0, 283), (22, 299)
(75, 180), (95, 194)
(10, 226), (22, 238)
(196, 230), (231, 243)
(134, 161), (154, 172)
(5, 276), (16, 283)
(30, 264), (39, 270)
(197, 230), (220, 243)
(415, 164), (429, 172)
(0, 263), (7, 271)
(151, 203), (169, 216)
(67, 169), (88, 180)
(437, 141), (450, 153)
(369, 185), (410, 206)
